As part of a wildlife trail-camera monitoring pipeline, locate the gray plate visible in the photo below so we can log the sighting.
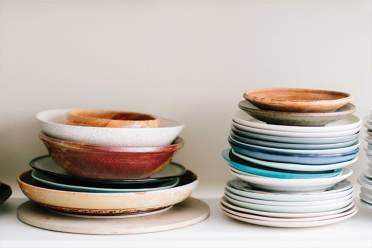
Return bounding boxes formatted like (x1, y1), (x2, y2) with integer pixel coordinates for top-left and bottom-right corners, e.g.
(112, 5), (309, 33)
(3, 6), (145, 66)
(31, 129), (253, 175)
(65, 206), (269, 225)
(239, 101), (355, 126)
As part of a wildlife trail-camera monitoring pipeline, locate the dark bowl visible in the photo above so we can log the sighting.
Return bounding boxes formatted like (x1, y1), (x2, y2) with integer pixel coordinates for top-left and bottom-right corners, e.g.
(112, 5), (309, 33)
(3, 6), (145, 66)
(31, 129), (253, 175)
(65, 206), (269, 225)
(0, 183), (12, 205)
(39, 133), (183, 180)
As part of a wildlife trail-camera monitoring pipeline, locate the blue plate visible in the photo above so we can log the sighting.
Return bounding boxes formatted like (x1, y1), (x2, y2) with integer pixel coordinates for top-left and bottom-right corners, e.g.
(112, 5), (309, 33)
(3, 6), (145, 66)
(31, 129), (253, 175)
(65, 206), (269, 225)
(231, 144), (359, 165)
(222, 149), (342, 179)
(231, 126), (359, 144)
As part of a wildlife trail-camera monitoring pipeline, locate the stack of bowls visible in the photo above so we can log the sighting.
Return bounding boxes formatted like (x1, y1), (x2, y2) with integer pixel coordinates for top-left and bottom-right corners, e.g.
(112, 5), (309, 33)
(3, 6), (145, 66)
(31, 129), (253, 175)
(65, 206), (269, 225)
(358, 111), (372, 210)
(18, 109), (199, 217)
(221, 88), (361, 227)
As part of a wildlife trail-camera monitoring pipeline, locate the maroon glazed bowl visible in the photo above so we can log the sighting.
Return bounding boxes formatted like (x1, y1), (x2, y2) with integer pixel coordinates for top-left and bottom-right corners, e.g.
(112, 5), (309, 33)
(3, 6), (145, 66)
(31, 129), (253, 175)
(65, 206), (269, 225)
(39, 133), (183, 180)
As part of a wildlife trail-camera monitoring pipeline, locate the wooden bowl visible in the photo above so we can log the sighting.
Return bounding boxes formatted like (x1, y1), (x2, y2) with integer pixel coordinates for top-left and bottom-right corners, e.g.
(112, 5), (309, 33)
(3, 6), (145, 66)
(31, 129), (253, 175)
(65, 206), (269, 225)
(65, 109), (160, 128)
(39, 132), (183, 180)
(244, 88), (352, 113)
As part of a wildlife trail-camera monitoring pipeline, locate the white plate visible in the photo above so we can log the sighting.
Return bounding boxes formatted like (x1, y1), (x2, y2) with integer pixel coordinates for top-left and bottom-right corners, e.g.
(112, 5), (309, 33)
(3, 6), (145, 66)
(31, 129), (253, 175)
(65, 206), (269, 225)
(233, 110), (361, 133)
(358, 176), (372, 190)
(231, 126), (359, 144)
(232, 122), (361, 138)
(224, 194), (353, 213)
(230, 168), (352, 192)
(222, 206), (357, 228)
(360, 200), (372, 210)
(230, 132), (359, 150)
(220, 198), (355, 218)
(231, 150), (358, 172)
(37, 109), (184, 147)
(221, 203), (357, 223)
(227, 179), (353, 202)
(230, 136), (360, 155)
(224, 190), (353, 207)
(360, 193), (372, 203)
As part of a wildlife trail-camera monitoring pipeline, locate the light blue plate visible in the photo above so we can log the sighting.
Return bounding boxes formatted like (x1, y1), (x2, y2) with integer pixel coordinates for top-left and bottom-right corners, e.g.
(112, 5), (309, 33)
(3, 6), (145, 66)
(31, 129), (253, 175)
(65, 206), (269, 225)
(31, 170), (180, 193)
(229, 136), (360, 155)
(231, 144), (359, 165)
(230, 132), (359, 150)
(231, 126), (359, 144)
(222, 149), (342, 179)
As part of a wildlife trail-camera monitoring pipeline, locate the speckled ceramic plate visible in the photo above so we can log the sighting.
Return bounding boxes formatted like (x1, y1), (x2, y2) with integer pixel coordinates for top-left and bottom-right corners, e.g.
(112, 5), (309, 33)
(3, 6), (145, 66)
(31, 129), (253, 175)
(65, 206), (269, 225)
(30, 156), (186, 186)
(17, 170), (198, 216)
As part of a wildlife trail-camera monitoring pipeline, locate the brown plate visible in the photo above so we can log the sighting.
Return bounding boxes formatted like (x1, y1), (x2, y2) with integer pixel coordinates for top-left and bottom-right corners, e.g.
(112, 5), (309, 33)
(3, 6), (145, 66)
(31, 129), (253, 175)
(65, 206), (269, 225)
(244, 88), (351, 113)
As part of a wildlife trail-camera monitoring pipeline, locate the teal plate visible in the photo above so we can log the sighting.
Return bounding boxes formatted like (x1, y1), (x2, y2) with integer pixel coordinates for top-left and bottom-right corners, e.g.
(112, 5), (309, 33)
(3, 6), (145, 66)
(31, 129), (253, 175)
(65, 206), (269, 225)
(222, 149), (342, 179)
(31, 170), (180, 193)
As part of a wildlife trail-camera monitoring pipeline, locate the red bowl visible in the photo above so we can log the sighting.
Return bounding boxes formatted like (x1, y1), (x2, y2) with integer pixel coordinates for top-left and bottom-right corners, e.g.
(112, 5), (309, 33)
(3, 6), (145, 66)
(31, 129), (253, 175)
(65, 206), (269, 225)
(39, 133), (183, 180)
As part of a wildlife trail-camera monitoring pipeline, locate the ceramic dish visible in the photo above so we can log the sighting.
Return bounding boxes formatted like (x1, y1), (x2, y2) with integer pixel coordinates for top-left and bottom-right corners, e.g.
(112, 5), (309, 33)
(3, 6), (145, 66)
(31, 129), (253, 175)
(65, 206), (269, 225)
(224, 190), (352, 207)
(37, 109), (184, 147)
(227, 179), (353, 202)
(0, 183), (12, 205)
(230, 150), (357, 172)
(17, 170), (198, 215)
(244, 88), (351, 113)
(40, 133), (183, 179)
(30, 156), (186, 186)
(221, 198), (355, 218)
(231, 127), (359, 144)
(230, 132), (359, 150)
(65, 109), (160, 128)
(229, 136), (360, 155)
(221, 204), (357, 228)
(232, 122), (360, 138)
(223, 150), (341, 179)
(230, 168), (352, 192)
(358, 176), (372, 190)
(238, 101), (356, 126)
(360, 200), (372, 210)
(221, 203), (357, 223)
(231, 144), (358, 165)
(31, 170), (180, 193)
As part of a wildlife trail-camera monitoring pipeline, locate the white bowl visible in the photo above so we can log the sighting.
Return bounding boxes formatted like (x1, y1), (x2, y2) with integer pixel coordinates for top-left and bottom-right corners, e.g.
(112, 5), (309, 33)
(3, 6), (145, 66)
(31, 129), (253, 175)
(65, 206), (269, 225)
(36, 109), (184, 147)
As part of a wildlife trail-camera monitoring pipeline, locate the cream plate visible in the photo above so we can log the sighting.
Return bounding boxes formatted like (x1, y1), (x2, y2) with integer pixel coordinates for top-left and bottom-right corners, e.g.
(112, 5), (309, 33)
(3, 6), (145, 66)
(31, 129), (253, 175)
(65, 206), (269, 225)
(230, 168), (352, 192)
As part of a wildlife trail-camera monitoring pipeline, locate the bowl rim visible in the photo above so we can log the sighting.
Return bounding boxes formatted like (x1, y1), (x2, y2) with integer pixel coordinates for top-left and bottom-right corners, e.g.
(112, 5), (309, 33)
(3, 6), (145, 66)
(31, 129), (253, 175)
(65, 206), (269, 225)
(244, 88), (352, 103)
(36, 108), (184, 130)
(39, 132), (184, 153)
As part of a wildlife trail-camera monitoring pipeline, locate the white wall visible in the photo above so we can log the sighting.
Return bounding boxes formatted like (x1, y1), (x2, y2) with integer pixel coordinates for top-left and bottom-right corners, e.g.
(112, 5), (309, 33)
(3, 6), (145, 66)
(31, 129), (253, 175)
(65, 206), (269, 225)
(0, 0), (371, 196)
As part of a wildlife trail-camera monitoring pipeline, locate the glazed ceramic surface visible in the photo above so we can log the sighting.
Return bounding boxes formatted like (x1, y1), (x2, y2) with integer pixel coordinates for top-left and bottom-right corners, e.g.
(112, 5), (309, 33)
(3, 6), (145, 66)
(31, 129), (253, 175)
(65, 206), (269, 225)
(37, 109), (184, 147)
(221, 198), (355, 218)
(232, 121), (360, 138)
(0, 183), (12, 205)
(230, 168), (352, 192)
(31, 170), (180, 193)
(40, 133), (183, 179)
(65, 109), (160, 128)
(223, 149), (341, 179)
(230, 132), (359, 150)
(239, 100), (356, 126)
(17, 170), (198, 215)
(231, 127), (359, 144)
(244, 88), (351, 113)
(231, 144), (358, 165)
(229, 136), (360, 155)
(30, 156), (186, 185)
(227, 179), (353, 202)
(231, 149), (357, 172)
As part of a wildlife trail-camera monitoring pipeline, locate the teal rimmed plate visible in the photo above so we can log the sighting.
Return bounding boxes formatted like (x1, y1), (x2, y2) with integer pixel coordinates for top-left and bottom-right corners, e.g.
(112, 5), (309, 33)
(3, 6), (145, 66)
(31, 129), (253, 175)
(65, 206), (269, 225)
(222, 149), (342, 179)
(31, 170), (180, 193)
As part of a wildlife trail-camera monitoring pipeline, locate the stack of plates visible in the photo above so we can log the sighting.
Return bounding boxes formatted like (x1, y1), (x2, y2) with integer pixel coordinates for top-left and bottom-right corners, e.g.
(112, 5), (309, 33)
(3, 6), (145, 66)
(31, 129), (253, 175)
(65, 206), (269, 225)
(358, 112), (372, 210)
(17, 109), (209, 234)
(221, 88), (361, 227)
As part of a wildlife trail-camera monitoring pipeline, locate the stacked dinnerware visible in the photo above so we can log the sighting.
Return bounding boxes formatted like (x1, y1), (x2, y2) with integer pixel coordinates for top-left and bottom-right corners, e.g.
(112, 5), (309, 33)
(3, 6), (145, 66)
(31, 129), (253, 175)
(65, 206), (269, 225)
(359, 111), (372, 210)
(221, 88), (361, 227)
(17, 109), (208, 234)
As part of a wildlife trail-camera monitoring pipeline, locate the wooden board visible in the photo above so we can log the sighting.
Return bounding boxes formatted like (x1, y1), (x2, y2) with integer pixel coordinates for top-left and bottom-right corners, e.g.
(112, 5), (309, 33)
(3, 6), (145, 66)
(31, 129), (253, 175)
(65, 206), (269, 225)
(17, 197), (209, 235)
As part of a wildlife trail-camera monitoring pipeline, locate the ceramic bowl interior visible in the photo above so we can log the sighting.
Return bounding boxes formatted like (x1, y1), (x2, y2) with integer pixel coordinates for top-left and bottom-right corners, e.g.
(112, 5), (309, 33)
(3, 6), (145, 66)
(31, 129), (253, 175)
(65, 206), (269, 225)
(244, 88), (351, 112)
(65, 109), (160, 128)
(40, 132), (184, 179)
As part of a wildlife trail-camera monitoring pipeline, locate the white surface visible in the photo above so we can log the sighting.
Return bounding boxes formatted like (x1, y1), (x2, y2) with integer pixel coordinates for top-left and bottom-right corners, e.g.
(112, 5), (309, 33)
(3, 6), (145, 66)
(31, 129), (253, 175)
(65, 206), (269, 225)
(1, 196), (371, 248)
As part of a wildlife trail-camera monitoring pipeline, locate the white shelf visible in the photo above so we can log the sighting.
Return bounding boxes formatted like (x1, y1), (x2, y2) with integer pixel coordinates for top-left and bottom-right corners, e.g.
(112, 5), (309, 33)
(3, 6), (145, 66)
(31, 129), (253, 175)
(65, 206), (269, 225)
(1, 196), (371, 248)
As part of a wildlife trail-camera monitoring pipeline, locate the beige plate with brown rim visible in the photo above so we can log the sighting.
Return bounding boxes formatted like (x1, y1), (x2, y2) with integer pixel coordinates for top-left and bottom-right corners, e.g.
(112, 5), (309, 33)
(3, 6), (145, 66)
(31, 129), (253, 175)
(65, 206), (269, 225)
(17, 170), (198, 216)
